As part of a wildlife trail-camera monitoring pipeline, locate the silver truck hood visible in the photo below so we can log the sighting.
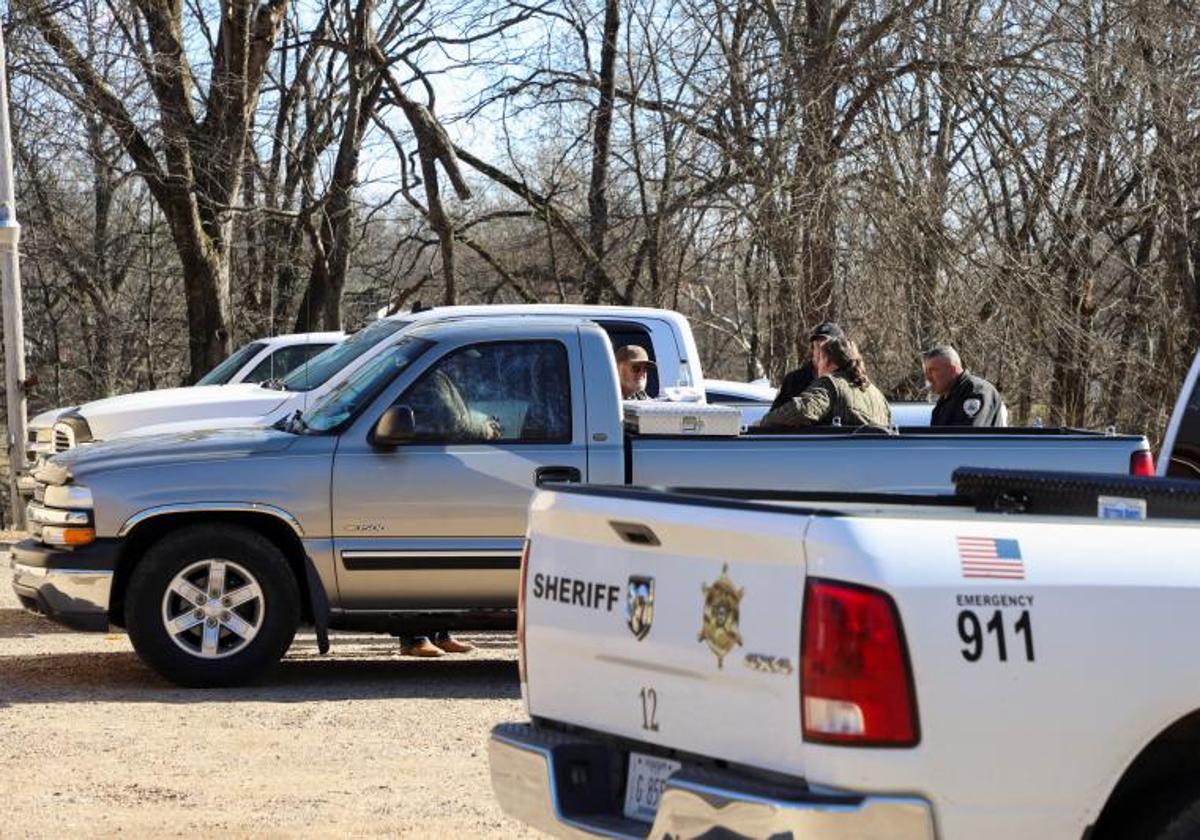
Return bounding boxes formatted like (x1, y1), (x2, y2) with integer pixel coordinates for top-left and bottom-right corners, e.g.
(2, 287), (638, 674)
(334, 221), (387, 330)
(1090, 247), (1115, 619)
(39, 426), (300, 482)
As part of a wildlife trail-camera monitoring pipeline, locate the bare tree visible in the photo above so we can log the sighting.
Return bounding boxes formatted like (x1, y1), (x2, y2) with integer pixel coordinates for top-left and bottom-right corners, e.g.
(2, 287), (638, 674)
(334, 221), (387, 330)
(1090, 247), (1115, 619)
(15, 0), (289, 380)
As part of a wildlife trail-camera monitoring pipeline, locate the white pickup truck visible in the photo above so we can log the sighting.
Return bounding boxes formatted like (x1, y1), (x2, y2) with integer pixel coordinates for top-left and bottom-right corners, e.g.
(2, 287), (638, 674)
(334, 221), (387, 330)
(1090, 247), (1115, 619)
(489, 352), (1200, 839)
(26, 306), (705, 459)
(24, 331), (344, 463)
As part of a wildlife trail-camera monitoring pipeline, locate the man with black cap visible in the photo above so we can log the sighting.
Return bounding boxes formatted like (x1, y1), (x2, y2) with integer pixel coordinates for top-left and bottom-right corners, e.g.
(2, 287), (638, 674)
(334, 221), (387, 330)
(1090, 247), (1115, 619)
(768, 322), (844, 413)
(616, 345), (655, 400)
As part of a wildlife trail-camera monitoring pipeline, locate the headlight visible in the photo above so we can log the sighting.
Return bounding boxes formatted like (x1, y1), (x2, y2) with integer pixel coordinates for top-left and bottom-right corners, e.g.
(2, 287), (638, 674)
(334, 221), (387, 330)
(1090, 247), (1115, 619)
(27, 503), (90, 525)
(43, 484), (94, 509)
(41, 525), (96, 547)
(27, 427), (54, 454)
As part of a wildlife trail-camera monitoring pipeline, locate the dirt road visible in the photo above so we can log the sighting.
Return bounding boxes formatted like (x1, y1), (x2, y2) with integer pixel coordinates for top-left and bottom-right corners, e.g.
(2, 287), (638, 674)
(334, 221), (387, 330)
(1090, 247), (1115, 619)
(0, 548), (537, 838)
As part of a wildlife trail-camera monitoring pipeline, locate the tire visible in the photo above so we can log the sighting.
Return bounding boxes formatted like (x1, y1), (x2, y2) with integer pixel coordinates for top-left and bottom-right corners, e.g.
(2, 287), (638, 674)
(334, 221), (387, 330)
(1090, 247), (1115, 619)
(1102, 782), (1200, 840)
(125, 524), (300, 688)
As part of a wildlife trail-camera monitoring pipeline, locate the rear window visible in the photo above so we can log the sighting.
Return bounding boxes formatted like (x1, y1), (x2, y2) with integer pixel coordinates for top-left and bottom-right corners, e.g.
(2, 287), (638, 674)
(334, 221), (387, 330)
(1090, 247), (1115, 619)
(596, 321), (660, 396)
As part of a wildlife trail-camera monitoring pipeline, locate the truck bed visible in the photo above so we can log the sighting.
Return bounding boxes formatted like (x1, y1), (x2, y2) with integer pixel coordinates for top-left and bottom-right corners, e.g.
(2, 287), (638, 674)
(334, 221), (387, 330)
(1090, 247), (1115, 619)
(629, 426), (1150, 493)
(511, 475), (1200, 838)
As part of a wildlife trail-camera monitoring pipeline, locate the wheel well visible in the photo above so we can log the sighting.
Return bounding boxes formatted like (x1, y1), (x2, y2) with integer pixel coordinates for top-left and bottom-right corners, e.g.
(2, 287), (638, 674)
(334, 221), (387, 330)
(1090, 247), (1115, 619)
(110, 512), (314, 628)
(1092, 708), (1200, 837)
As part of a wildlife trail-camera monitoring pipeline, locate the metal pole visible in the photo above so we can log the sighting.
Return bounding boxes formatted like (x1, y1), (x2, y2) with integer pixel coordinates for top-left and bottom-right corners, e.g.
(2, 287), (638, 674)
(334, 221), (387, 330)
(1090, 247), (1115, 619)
(0, 24), (28, 529)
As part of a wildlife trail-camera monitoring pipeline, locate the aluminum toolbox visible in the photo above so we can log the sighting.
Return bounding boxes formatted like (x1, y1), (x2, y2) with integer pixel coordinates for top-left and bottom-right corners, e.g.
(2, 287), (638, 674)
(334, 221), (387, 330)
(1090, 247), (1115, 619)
(623, 401), (742, 436)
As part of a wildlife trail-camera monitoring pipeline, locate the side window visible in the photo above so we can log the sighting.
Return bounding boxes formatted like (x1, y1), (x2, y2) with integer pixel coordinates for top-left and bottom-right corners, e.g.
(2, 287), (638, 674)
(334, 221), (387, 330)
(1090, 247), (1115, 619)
(397, 341), (572, 444)
(244, 344), (334, 384)
(597, 322), (660, 396)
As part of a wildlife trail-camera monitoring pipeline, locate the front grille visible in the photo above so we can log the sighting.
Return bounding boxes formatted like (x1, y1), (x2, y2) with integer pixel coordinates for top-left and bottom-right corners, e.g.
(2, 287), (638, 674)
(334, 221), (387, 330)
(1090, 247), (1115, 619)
(53, 425), (74, 452)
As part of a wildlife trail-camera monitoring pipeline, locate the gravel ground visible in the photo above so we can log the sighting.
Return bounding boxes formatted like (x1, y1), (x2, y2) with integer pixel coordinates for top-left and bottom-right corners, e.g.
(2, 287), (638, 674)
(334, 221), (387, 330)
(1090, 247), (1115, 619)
(0, 538), (538, 838)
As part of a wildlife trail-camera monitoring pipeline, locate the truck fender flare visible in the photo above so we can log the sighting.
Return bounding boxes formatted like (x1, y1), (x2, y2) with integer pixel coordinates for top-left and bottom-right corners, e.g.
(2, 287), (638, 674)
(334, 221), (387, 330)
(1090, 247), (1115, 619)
(117, 503), (329, 654)
(117, 502), (305, 538)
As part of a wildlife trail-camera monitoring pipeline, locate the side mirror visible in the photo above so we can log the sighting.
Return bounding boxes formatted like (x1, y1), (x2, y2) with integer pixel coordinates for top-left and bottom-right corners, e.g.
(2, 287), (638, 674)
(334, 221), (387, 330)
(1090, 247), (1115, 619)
(371, 405), (416, 447)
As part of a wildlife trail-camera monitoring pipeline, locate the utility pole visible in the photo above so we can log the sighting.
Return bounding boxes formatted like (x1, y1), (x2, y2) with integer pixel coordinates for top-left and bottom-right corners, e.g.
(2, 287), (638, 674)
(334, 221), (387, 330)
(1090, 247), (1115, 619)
(0, 23), (28, 529)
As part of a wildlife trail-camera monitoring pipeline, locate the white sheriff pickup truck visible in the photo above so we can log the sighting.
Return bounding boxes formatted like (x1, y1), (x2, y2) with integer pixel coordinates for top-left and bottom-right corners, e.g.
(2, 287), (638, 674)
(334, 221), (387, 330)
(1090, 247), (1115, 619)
(489, 350), (1200, 839)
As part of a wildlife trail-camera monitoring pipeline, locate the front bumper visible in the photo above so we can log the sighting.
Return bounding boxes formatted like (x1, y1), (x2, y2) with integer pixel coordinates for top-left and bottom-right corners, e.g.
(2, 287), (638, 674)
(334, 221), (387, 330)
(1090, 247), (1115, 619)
(10, 538), (119, 632)
(489, 722), (935, 839)
(16, 470), (38, 499)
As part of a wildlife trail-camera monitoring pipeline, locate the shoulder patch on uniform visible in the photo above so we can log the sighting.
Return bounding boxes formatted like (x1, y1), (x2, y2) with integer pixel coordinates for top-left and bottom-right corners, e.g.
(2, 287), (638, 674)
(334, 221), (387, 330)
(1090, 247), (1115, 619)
(963, 397), (982, 417)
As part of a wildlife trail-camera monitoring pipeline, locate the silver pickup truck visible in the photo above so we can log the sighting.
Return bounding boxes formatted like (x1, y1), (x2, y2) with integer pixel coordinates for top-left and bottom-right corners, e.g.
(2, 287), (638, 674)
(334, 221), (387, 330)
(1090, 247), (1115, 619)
(11, 316), (1151, 687)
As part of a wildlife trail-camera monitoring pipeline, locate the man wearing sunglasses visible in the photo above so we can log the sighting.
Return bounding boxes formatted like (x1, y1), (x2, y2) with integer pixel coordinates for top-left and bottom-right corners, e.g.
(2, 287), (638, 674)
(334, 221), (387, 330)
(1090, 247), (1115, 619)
(616, 345), (655, 400)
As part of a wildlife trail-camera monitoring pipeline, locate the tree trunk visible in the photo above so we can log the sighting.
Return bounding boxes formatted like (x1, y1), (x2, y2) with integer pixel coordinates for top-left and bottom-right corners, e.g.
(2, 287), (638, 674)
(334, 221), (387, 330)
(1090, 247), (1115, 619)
(583, 0), (621, 304)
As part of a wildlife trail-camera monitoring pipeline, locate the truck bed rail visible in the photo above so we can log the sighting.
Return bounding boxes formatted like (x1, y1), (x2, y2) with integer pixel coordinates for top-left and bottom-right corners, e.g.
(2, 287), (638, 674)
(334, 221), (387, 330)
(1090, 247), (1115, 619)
(546, 470), (1200, 522)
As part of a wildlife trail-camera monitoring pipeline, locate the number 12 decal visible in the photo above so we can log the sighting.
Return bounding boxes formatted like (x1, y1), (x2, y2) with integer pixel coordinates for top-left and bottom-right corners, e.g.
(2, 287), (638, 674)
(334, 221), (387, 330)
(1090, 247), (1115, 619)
(639, 687), (660, 731)
(958, 610), (1035, 662)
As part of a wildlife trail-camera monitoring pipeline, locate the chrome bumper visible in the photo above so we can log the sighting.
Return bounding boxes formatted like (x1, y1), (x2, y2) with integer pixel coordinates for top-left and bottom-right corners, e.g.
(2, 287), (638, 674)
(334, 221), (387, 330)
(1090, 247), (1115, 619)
(489, 723), (935, 839)
(10, 541), (115, 632)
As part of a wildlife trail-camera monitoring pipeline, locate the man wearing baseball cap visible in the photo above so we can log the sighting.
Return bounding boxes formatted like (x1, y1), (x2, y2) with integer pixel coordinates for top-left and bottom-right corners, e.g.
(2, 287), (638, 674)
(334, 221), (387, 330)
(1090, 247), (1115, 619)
(615, 345), (655, 400)
(769, 322), (844, 412)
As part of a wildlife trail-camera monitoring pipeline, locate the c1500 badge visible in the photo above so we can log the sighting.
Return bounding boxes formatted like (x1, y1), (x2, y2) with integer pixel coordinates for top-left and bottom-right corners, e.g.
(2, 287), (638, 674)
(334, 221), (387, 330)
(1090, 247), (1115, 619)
(744, 653), (793, 675)
(698, 564), (743, 668)
(626, 576), (655, 640)
(345, 522), (385, 533)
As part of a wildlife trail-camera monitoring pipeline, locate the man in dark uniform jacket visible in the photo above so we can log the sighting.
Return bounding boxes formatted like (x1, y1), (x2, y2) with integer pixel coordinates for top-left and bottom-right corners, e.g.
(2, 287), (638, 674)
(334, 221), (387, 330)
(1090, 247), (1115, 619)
(922, 345), (1006, 426)
(769, 322), (844, 412)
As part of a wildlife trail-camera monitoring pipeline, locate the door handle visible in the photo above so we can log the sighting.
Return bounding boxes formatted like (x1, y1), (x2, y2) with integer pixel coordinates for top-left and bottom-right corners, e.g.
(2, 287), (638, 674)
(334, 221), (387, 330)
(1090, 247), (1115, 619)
(535, 466), (582, 486)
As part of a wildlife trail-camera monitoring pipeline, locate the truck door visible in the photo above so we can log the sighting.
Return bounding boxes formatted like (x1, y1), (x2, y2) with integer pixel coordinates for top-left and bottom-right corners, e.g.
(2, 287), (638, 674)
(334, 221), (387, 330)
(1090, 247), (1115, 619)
(331, 337), (588, 609)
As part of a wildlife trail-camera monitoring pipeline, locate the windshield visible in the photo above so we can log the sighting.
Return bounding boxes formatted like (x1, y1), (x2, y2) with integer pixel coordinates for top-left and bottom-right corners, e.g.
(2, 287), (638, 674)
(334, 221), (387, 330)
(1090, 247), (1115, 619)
(196, 341), (268, 385)
(280, 319), (410, 392)
(295, 336), (433, 433)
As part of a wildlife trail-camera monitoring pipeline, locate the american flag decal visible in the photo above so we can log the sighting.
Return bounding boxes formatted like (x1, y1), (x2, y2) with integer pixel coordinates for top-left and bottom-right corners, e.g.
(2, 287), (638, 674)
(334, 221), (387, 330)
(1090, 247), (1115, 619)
(958, 537), (1025, 580)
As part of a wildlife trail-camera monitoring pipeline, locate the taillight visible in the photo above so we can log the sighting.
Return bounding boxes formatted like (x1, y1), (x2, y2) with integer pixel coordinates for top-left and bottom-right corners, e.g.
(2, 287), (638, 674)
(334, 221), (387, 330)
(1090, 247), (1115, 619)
(802, 578), (918, 747)
(1130, 449), (1155, 476)
(517, 539), (531, 704)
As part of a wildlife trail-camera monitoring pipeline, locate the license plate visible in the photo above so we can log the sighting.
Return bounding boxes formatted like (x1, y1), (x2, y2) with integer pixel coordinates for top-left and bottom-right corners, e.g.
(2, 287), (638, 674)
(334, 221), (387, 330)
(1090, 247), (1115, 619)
(622, 752), (681, 823)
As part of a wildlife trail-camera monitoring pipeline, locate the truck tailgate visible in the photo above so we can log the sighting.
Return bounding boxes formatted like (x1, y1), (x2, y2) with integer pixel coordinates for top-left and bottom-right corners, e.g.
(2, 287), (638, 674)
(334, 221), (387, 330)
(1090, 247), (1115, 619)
(524, 487), (810, 776)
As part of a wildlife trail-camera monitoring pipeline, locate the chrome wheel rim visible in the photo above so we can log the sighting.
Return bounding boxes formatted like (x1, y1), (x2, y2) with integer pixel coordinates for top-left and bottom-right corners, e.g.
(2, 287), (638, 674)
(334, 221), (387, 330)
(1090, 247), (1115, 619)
(161, 559), (265, 660)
